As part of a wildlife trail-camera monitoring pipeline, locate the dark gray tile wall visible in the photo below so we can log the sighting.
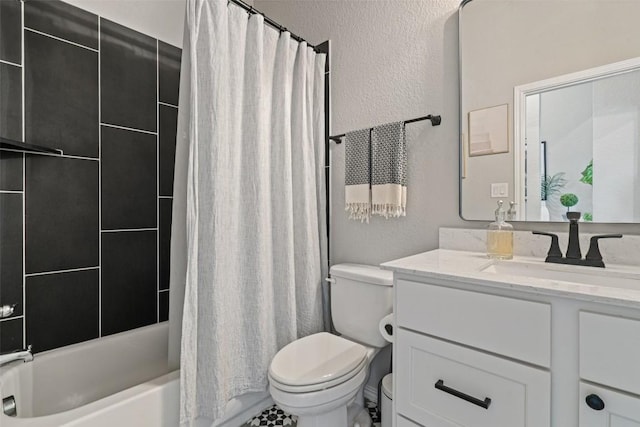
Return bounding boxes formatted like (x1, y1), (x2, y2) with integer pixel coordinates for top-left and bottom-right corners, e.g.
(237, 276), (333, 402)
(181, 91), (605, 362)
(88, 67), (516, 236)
(26, 269), (99, 352)
(0, 194), (23, 318)
(24, 0), (99, 49)
(159, 105), (178, 196)
(159, 198), (172, 290)
(101, 231), (157, 336)
(159, 41), (181, 106)
(25, 155), (99, 273)
(101, 126), (157, 229)
(0, 151), (22, 191)
(25, 30), (99, 157)
(0, 0), (180, 353)
(0, 61), (23, 142)
(101, 19), (157, 132)
(0, 0), (21, 65)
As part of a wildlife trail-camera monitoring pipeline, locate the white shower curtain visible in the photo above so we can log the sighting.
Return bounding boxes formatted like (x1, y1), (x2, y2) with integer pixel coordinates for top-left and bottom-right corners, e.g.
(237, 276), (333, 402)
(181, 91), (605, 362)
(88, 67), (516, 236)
(178, 0), (327, 425)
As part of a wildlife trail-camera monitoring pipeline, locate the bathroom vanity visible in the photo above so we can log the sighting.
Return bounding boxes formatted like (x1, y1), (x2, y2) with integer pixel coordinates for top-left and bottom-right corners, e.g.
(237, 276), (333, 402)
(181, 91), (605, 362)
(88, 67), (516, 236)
(383, 243), (640, 427)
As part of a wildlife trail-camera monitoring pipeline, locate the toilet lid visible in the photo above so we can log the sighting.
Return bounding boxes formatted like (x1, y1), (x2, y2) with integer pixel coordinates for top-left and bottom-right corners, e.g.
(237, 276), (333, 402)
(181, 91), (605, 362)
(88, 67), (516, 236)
(269, 332), (368, 387)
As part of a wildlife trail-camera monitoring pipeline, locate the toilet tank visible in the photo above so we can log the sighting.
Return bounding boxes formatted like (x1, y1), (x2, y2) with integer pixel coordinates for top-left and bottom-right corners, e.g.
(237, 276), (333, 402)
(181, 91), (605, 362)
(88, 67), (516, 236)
(330, 264), (393, 348)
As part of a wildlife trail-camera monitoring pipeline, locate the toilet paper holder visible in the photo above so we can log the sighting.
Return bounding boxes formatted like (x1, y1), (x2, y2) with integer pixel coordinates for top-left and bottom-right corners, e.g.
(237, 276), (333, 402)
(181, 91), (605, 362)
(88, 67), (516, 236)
(379, 313), (394, 343)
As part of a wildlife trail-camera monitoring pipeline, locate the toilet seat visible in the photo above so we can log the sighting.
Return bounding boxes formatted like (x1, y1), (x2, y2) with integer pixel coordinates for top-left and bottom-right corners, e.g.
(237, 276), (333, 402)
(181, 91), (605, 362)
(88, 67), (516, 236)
(270, 356), (367, 393)
(269, 332), (368, 393)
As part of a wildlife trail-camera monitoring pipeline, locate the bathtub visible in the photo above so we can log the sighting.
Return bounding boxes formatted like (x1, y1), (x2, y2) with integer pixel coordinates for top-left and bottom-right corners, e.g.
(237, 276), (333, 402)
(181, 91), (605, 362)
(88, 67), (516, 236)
(0, 322), (274, 427)
(0, 323), (179, 426)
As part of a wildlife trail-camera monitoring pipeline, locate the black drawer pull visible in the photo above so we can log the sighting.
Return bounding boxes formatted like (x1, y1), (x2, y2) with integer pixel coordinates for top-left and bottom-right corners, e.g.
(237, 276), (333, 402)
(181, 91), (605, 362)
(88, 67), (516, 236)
(435, 379), (492, 409)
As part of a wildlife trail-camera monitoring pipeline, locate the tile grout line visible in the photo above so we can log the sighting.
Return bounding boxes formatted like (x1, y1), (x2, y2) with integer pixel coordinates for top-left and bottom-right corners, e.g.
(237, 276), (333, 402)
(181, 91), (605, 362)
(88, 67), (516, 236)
(101, 122), (157, 136)
(98, 16), (102, 338)
(159, 195), (173, 199)
(0, 148), (98, 161)
(102, 228), (158, 233)
(24, 27), (98, 53)
(25, 266), (100, 278)
(156, 38), (160, 323)
(0, 190), (24, 194)
(158, 101), (178, 109)
(0, 58), (22, 68)
(158, 289), (170, 293)
(21, 0), (26, 349)
(0, 315), (24, 323)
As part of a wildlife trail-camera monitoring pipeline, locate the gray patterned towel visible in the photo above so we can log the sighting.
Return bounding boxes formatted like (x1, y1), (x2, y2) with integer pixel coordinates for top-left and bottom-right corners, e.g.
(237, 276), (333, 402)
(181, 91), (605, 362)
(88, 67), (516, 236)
(345, 128), (371, 222)
(371, 122), (407, 218)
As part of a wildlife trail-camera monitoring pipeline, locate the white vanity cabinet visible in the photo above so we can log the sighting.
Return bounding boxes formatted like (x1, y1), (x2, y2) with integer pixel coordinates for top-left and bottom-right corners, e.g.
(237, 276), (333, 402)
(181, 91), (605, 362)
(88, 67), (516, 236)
(390, 272), (640, 427)
(394, 279), (551, 426)
(579, 312), (640, 426)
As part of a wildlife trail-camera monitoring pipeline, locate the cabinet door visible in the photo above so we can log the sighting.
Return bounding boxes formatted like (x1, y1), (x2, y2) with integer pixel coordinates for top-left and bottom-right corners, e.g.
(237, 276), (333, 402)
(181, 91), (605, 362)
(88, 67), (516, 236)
(396, 329), (550, 427)
(580, 383), (640, 426)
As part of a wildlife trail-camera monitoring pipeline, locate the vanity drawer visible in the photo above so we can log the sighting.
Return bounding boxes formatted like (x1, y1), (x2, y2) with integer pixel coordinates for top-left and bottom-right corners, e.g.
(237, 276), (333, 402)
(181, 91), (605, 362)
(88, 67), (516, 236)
(580, 312), (640, 395)
(396, 329), (550, 427)
(396, 279), (551, 367)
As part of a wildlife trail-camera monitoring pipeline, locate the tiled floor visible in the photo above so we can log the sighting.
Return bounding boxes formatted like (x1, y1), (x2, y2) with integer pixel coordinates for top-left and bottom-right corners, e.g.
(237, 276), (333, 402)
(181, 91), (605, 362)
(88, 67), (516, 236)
(244, 405), (296, 426)
(244, 400), (382, 427)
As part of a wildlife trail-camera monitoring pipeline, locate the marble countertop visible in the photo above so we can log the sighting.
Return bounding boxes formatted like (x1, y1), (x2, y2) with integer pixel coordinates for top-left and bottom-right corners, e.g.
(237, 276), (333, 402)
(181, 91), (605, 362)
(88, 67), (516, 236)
(381, 249), (640, 308)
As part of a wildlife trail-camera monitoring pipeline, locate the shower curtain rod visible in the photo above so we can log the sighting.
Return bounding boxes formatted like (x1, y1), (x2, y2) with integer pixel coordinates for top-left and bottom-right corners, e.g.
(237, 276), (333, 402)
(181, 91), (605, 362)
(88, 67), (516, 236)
(229, 0), (319, 52)
(328, 114), (442, 144)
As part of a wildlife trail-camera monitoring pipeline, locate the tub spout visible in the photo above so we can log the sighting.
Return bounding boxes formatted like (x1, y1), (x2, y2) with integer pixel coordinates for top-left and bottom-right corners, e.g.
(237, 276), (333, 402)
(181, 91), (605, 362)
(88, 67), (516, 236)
(0, 345), (33, 367)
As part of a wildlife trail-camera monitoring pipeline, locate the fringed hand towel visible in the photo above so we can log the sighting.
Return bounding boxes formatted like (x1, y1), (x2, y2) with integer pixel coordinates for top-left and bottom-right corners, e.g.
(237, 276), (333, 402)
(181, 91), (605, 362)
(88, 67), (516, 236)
(371, 122), (407, 218)
(345, 128), (371, 222)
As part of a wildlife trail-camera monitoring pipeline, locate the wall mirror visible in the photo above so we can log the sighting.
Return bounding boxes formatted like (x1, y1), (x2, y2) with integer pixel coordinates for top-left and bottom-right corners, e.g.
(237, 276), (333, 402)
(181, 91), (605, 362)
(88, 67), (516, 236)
(459, 0), (640, 222)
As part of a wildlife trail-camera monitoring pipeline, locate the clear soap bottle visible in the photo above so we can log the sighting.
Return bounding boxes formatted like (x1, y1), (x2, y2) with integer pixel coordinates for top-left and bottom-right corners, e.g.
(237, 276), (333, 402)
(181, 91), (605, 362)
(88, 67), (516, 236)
(487, 200), (514, 259)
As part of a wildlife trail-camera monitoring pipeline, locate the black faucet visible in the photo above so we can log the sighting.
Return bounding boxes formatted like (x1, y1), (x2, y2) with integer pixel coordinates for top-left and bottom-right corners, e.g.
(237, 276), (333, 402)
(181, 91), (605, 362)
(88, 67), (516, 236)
(533, 212), (622, 268)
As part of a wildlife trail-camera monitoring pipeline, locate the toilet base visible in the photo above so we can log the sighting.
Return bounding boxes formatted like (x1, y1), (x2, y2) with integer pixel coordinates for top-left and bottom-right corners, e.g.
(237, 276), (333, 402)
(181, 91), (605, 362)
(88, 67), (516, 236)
(297, 405), (346, 427)
(296, 403), (371, 427)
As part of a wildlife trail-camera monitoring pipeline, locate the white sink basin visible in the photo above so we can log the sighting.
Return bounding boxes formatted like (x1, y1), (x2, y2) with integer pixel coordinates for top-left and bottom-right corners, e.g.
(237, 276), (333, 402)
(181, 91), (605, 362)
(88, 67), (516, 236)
(481, 260), (640, 290)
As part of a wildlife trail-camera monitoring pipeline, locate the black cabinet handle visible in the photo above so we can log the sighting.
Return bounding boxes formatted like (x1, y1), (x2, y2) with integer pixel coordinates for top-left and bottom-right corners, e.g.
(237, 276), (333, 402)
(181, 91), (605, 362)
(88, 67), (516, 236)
(585, 394), (605, 411)
(434, 379), (492, 409)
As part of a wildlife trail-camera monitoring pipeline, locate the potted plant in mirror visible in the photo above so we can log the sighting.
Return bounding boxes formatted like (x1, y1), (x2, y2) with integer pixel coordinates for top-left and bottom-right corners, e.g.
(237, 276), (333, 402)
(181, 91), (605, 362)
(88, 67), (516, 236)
(541, 172), (567, 221)
(560, 193), (579, 222)
(580, 160), (593, 221)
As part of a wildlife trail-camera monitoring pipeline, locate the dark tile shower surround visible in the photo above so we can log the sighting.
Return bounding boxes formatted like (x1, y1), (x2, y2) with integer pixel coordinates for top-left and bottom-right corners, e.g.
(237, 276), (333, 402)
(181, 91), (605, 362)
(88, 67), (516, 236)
(0, 0), (181, 353)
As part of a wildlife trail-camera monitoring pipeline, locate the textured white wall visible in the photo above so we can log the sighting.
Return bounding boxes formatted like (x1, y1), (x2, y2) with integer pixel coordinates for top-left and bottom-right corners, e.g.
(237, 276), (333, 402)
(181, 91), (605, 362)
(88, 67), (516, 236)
(63, 0), (186, 47)
(256, 0), (465, 266)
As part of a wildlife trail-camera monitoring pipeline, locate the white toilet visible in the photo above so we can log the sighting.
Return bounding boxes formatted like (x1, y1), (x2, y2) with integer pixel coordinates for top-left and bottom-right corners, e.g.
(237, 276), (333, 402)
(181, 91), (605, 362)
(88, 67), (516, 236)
(268, 264), (393, 427)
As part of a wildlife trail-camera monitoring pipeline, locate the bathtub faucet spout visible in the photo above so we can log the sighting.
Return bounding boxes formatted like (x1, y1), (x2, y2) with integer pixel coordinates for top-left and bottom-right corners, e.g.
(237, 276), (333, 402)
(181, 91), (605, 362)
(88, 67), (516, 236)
(0, 345), (33, 367)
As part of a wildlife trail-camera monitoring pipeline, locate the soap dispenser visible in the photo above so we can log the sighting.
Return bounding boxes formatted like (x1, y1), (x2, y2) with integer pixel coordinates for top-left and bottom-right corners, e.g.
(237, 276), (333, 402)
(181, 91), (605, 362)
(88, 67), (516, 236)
(487, 200), (514, 259)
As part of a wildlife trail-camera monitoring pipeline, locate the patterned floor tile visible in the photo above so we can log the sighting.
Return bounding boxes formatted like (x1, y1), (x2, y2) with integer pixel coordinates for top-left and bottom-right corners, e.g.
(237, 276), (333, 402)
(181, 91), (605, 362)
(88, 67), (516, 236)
(244, 400), (382, 427)
(366, 399), (382, 426)
(244, 404), (297, 426)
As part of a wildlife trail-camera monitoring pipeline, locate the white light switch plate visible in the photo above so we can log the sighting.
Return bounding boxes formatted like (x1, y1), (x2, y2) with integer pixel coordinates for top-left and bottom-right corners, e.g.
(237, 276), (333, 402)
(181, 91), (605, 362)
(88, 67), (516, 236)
(491, 182), (509, 198)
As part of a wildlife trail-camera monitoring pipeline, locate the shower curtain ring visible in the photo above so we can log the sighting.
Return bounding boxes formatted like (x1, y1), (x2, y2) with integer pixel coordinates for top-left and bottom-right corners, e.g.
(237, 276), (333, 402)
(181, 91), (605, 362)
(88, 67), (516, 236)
(248, 6), (253, 18)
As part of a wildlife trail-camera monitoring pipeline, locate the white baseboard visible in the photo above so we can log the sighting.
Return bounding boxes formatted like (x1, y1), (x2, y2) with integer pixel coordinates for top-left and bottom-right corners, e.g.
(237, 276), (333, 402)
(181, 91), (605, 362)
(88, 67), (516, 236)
(364, 384), (378, 404)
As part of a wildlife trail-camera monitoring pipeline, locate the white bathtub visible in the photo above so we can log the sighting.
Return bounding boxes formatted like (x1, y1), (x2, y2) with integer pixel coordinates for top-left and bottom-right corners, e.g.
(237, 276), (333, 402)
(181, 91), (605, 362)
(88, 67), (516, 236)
(0, 322), (274, 427)
(0, 323), (179, 426)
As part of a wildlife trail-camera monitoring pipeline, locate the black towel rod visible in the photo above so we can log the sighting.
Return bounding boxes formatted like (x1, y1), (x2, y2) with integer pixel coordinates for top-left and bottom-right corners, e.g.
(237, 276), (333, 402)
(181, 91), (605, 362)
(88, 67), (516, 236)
(0, 137), (63, 155)
(329, 114), (441, 144)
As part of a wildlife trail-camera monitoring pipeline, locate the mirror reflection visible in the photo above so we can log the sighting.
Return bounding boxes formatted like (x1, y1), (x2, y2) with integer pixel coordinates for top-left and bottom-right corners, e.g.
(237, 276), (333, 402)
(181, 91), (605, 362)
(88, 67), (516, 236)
(460, 0), (640, 222)
(521, 63), (640, 223)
